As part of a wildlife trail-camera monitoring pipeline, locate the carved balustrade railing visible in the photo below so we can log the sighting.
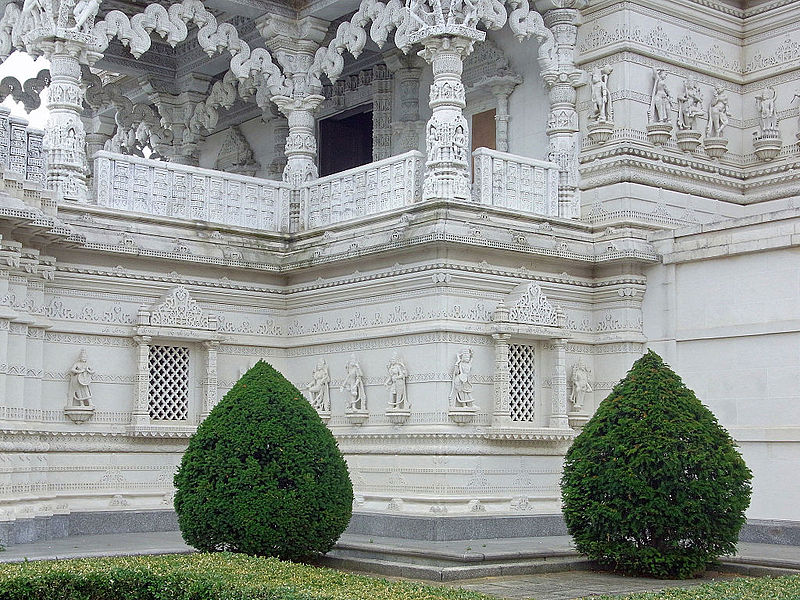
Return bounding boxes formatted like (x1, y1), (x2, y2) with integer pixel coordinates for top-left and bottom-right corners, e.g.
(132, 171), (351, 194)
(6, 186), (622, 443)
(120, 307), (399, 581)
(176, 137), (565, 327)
(472, 148), (559, 217)
(300, 150), (424, 229)
(93, 151), (291, 231)
(0, 107), (46, 186)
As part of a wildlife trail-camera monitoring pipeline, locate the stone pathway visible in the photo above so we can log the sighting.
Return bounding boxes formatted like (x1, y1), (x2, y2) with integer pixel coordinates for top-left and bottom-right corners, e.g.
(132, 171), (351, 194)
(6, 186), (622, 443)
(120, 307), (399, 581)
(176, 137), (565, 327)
(444, 570), (734, 600)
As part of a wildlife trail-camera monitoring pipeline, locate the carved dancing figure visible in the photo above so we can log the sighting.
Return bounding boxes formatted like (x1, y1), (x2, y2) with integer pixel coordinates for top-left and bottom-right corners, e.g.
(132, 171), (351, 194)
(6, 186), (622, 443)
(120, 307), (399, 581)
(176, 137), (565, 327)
(449, 347), (475, 409)
(569, 361), (592, 412)
(385, 353), (409, 410)
(341, 354), (367, 411)
(755, 87), (777, 135)
(68, 349), (94, 407)
(706, 85), (730, 138)
(71, 0), (100, 31)
(589, 65), (613, 122)
(20, 0), (44, 28)
(649, 68), (674, 124)
(677, 76), (704, 131)
(304, 359), (331, 412)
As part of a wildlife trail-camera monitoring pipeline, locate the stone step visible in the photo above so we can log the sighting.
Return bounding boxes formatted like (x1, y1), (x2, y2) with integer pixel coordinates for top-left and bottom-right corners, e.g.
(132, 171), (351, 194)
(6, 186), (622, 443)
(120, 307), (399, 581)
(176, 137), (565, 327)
(319, 552), (589, 582)
(318, 535), (587, 581)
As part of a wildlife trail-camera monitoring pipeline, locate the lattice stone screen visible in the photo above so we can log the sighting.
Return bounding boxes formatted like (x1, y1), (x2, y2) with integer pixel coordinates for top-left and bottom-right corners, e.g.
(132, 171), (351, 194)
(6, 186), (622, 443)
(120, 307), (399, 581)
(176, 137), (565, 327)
(148, 345), (190, 421)
(509, 344), (536, 422)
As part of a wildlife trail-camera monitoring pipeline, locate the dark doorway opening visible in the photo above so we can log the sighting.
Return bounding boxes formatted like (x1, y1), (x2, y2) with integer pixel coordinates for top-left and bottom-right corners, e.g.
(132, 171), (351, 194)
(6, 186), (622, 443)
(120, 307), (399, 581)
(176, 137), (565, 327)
(318, 108), (373, 177)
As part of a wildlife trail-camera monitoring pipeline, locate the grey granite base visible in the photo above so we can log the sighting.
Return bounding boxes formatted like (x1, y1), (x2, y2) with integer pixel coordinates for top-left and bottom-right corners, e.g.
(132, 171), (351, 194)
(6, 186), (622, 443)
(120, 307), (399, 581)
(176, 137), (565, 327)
(739, 519), (800, 546)
(344, 512), (569, 541)
(0, 510), (179, 547)
(1, 510), (798, 548)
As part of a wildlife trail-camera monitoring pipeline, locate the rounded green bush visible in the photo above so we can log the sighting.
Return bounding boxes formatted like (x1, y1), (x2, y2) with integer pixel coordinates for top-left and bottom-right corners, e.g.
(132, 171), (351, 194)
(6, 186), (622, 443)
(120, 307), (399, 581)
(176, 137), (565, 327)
(561, 350), (752, 578)
(174, 360), (353, 561)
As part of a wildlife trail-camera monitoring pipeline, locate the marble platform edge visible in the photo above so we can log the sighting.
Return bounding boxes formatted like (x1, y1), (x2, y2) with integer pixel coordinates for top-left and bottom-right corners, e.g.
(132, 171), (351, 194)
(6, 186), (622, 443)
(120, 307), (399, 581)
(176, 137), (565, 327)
(738, 519), (800, 547)
(0, 510), (179, 546)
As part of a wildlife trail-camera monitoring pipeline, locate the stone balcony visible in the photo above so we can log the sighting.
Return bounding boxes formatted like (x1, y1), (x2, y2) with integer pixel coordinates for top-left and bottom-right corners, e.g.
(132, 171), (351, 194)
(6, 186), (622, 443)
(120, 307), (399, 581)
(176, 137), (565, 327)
(89, 148), (562, 233)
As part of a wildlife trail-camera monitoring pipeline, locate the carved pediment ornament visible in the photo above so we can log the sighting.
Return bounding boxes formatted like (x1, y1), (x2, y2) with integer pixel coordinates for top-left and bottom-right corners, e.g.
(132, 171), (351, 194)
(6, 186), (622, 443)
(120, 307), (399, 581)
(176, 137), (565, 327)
(138, 285), (217, 331)
(494, 281), (563, 328)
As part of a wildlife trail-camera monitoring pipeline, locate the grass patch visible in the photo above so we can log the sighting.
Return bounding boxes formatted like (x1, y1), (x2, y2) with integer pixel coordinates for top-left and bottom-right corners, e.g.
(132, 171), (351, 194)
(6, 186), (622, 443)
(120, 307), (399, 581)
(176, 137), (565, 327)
(0, 552), (495, 600)
(576, 575), (800, 599)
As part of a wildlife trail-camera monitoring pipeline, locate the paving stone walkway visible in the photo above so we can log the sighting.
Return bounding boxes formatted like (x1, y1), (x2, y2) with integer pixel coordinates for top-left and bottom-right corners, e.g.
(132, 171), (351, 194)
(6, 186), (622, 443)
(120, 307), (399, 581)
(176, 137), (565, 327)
(443, 570), (734, 600)
(1, 531), (797, 600)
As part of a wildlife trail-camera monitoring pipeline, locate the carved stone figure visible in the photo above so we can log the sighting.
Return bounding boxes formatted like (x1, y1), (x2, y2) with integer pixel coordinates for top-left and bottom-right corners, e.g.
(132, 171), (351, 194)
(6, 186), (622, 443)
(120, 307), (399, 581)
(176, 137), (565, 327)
(755, 87), (778, 136)
(706, 85), (730, 138)
(589, 65), (613, 123)
(72, 0), (100, 31)
(341, 354), (366, 412)
(305, 359), (331, 412)
(385, 352), (409, 410)
(449, 347), (475, 409)
(569, 361), (592, 412)
(68, 349), (94, 407)
(677, 76), (704, 131)
(649, 68), (673, 124)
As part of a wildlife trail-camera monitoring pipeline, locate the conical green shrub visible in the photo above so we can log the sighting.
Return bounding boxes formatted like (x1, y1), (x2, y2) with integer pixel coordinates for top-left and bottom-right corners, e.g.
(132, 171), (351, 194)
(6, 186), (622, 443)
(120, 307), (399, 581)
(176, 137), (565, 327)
(561, 350), (752, 578)
(174, 360), (353, 561)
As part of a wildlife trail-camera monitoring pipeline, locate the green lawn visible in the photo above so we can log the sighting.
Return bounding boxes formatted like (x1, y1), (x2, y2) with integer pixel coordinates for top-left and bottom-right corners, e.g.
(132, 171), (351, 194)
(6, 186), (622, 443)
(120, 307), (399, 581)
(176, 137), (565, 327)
(0, 553), (797, 600)
(575, 575), (800, 599)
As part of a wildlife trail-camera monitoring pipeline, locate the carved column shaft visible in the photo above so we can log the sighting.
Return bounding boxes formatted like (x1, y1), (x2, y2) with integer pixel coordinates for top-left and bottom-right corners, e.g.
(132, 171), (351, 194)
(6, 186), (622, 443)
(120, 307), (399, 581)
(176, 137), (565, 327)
(44, 42), (88, 202)
(372, 65), (393, 161)
(419, 35), (475, 202)
(493, 86), (514, 153)
(131, 335), (152, 427)
(273, 95), (323, 232)
(543, 9), (582, 219)
(386, 50), (425, 154)
(492, 333), (511, 426)
(202, 340), (219, 420)
(550, 338), (569, 429)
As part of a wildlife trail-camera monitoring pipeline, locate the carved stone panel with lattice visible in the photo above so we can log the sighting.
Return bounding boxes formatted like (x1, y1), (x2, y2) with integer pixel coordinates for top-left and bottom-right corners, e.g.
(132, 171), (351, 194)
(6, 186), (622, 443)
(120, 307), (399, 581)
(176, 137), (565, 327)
(148, 345), (190, 421)
(509, 344), (535, 422)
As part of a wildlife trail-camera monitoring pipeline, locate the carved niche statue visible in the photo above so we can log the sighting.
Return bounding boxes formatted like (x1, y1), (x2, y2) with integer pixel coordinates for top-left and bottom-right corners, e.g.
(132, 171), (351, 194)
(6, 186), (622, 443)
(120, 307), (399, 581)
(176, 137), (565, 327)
(341, 354), (367, 412)
(589, 65), (613, 123)
(755, 87), (778, 137)
(649, 68), (674, 125)
(569, 361), (592, 412)
(449, 347), (475, 409)
(706, 85), (730, 138)
(753, 86), (782, 160)
(304, 358), (331, 413)
(65, 349), (96, 423)
(676, 76), (704, 131)
(68, 349), (94, 406)
(385, 352), (409, 411)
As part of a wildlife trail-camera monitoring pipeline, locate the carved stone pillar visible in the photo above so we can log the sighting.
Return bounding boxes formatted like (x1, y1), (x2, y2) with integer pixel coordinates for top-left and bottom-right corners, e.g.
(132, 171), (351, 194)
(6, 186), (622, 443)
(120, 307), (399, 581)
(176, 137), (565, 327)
(543, 9), (583, 219)
(82, 111), (117, 174)
(150, 77), (211, 166)
(131, 335), (152, 427)
(492, 332), (511, 427)
(418, 34), (479, 202)
(44, 43), (88, 201)
(372, 64), (393, 161)
(550, 338), (569, 429)
(201, 340), (219, 421)
(272, 93), (320, 184)
(492, 83), (517, 153)
(386, 51), (425, 154)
